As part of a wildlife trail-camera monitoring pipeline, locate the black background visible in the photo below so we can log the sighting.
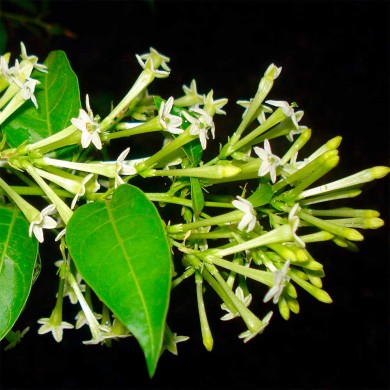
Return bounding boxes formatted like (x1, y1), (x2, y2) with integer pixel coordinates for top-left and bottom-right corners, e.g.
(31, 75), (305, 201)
(0, 1), (389, 389)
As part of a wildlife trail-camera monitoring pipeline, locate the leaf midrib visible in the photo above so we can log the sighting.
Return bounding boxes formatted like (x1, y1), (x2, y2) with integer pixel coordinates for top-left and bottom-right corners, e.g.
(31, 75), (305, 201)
(105, 201), (155, 355)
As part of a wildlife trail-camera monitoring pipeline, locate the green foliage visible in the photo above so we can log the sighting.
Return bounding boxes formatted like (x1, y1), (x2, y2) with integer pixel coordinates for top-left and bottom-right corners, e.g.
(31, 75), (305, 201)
(2, 51), (80, 147)
(0, 207), (38, 340)
(66, 184), (172, 377)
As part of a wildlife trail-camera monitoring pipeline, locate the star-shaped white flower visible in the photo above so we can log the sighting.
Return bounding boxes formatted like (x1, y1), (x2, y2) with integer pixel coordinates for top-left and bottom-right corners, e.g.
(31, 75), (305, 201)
(115, 147), (137, 187)
(203, 90), (228, 115)
(237, 99), (273, 124)
(221, 286), (252, 321)
(253, 139), (281, 183)
(181, 79), (203, 106)
(158, 97), (183, 135)
(20, 42), (48, 73)
(13, 77), (40, 109)
(286, 110), (307, 142)
(83, 320), (131, 345)
(164, 332), (190, 355)
(182, 108), (215, 150)
(37, 317), (74, 343)
(70, 173), (97, 209)
(71, 95), (102, 150)
(232, 196), (257, 233)
(288, 203), (306, 248)
(136, 47), (170, 78)
(263, 260), (291, 304)
(0, 56), (16, 83)
(75, 310), (102, 330)
(29, 204), (57, 243)
(238, 311), (273, 343)
(265, 100), (300, 129)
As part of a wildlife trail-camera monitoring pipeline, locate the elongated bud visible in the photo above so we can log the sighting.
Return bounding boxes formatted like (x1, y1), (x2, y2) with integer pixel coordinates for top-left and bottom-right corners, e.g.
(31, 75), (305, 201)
(300, 166), (390, 199)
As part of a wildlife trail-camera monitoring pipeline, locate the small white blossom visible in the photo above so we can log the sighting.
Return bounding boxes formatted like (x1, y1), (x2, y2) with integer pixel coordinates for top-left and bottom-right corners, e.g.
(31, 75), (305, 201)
(115, 147), (137, 187)
(29, 204), (57, 243)
(203, 90), (228, 115)
(163, 332), (190, 355)
(237, 99), (273, 124)
(254, 139), (281, 183)
(14, 77), (40, 109)
(75, 310), (102, 330)
(263, 260), (291, 304)
(238, 311), (273, 343)
(0, 56), (16, 83)
(180, 79), (203, 107)
(232, 196), (257, 233)
(83, 320), (131, 345)
(70, 173), (96, 209)
(288, 203), (306, 248)
(265, 100), (300, 129)
(20, 42), (48, 73)
(221, 286), (252, 321)
(182, 108), (215, 150)
(158, 97), (183, 135)
(136, 47), (170, 78)
(286, 110), (307, 141)
(37, 317), (74, 343)
(71, 95), (102, 150)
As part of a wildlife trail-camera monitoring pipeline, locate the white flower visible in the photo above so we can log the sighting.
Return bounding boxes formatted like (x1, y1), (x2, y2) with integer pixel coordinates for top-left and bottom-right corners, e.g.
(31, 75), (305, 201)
(75, 310), (102, 330)
(70, 173), (95, 209)
(20, 42), (48, 73)
(238, 311), (273, 343)
(181, 79), (203, 107)
(83, 320), (131, 345)
(253, 139), (281, 183)
(237, 99), (273, 124)
(37, 317), (74, 343)
(221, 286), (252, 321)
(288, 203), (306, 248)
(158, 97), (183, 135)
(286, 110), (307, 142)
(263, 260), (291, 304)
(71, 95), (102, 150)
(136, 47), (170, 78)
(163, 332), (189, 355)
(29, 204), (57, 243)
(265, 100), (300, 129)
(182, 107), (215, 150)
(232, 196), (257, 233)
(114, 147), (137, 187)
(203, 90), (228, 115)
(0, 56), (16, 83)
(14, 77), (40, 109)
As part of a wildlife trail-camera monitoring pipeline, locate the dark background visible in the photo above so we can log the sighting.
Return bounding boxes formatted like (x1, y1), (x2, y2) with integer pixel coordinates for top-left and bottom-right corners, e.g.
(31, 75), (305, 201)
(0, 1), (389, 389)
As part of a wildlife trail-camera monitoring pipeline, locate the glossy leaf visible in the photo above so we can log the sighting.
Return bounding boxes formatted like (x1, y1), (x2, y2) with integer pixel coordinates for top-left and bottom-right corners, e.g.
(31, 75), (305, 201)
(66, 184), (172, 377)
(0, 207), (38, 341)
(2, 50), (80, 147)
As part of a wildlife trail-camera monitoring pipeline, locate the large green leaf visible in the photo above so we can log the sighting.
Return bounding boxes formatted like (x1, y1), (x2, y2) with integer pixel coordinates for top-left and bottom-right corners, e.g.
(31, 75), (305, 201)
(66, 184), (172, 377)
(2, 50), (80, 147)
(0, 206), (38, 341)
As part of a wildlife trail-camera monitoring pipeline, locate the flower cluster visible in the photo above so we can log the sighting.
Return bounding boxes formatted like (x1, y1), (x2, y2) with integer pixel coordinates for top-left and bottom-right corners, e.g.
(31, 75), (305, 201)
(0, 44), (388, 371)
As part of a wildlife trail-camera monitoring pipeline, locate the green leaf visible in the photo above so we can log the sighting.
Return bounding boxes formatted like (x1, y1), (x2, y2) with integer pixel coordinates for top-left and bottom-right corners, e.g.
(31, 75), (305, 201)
(0, 207), (38, 341)
(248, 180), (274, 207)
(2, 50), (80, 147)
(66, 184), (172, 377)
